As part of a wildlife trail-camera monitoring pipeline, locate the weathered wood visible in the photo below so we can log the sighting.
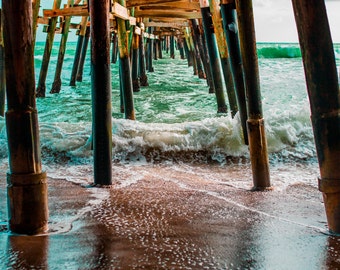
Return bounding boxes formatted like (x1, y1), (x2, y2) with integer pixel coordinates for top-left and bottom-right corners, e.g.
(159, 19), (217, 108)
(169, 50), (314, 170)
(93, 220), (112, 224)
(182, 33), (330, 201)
(170, 35), (175, 59)
(183, 36), (193, 66)
(0, 10), (5, 117)
(111, 31), (119, 64)
(70, 14), (89, 86)
(117, 0), (136, 120)
(3, 0), (48, 234)
(139, 24), (149, 86)
(136, 2), (200, 10)
(134, 9), (202, 19)
(220, 3), (248, 144)
(90, 0), (113, 185)
(147, 26), (154, 72)
(209, 0), (238, 117)
(145, 21), (189, 28)
(132, 30), (141, 92)
(128, 0), (195, 8)
(44, 2), (129, 19)
(200, 4), (227, 113)
(111, 2), (129, 20)
(51, 0), (74, 93)
(76, 27), (90, 82)
(44, 5), (88, 17)
(292, 0), (340, 233)
(235, 0), (271, 190)
(36, 0), (62, 97)
(189, 20), (207, 80)
(32, 0), (41, 46)
(70, 35), (84, 86)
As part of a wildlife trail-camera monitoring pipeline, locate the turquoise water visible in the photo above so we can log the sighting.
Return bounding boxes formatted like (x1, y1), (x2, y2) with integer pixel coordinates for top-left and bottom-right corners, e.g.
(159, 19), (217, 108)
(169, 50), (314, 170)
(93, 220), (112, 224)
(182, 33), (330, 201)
(1, 42), (339, 165)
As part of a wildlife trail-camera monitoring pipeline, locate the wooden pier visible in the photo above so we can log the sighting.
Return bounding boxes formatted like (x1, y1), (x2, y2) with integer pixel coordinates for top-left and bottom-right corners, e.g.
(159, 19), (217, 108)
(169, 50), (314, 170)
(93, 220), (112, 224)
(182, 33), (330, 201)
(1, 0), (340, 235)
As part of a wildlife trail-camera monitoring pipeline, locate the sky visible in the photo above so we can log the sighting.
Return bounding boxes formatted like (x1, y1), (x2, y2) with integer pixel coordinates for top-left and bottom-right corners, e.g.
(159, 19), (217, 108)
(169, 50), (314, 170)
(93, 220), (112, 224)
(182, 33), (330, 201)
(35, 0), (340, 43)
(253, 0), (340, 43)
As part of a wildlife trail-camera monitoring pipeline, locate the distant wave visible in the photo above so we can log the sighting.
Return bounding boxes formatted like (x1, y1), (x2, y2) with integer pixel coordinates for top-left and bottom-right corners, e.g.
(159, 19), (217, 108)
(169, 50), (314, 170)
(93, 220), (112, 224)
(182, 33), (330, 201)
(257, 43), (340, 59)
(257, 45), (301, 58)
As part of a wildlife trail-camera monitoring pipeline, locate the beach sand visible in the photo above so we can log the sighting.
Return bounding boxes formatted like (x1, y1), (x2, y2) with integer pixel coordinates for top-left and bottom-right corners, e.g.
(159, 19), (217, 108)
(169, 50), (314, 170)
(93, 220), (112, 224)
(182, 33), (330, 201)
(1, 162), (340, 269)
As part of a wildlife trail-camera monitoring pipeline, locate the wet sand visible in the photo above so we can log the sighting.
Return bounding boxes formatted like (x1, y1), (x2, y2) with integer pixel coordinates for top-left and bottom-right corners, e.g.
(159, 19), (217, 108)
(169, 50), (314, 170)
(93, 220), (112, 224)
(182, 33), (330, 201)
(1, 162), (340, 269)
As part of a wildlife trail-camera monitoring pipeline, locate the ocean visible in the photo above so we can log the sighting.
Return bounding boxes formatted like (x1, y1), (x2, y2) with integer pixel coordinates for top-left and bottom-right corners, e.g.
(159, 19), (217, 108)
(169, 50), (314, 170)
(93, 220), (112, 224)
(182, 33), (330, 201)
(1, 41), (340, 269)
(0, 42), (334, 185)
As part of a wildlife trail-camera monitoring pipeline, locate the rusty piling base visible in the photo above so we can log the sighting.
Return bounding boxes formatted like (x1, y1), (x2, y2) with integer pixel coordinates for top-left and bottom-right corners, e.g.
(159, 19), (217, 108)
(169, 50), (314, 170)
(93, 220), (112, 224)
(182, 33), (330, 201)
(7, 172), (48, 235)
(319, 177), (340, 234)
(133, 78), (140, 92)
(247, 118), (271, 190)
(140, 74), (149, 87)
(36, 85), (46, 98)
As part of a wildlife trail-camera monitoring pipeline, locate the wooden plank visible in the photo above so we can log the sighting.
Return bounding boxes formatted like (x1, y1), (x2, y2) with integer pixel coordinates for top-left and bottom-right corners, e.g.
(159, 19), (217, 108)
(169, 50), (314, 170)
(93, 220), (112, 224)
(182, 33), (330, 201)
(111, 2), (129, 20)
(43, 5), (88, 17)
(138, 2), (200, 10)
(127, 0), (189, 8)
(134, 9), (202, 19)
(144, 21), (189, 28)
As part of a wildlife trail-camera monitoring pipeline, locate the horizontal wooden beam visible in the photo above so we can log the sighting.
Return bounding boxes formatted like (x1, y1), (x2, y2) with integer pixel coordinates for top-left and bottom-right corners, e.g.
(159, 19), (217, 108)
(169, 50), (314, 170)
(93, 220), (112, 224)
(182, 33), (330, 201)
(138, 2), (200, 11)
(134, 9), (201, 19)
(144, 21), (189, 28)
(127, 0), (189, 8)
(43, 5), (88, 17)
(43, 2), (130, 20)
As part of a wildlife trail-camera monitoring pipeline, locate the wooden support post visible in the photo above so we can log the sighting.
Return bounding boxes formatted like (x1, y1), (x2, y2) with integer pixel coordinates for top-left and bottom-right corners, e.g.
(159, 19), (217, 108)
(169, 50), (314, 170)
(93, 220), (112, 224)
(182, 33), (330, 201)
(139, 24), (149, 86)
(90, 0), (112, 185)
(153, 37), (158, 60)
(32, 0), (41, 47)
(189, 20), (207, 80)
(70, 35), (84, 86)
(36, 0), (62, 97)
(170, 35), (175, 59)
(183, 37), (193, 66)
(292, 0), (340, 233)
(209, 0), (238, 117)
(235, 0), (271, 190)
(178, 37), (185, 60)
(70, 14), (88, 86)
(220, 1), (248, 144)
(51, 0), (74, 93)
(0, 11), (5, 117)
(158, 38), (163, 59)
(132, 30), (140, 92)
(111, 31), (118, 64)
(3, 0), (48, 234)
(76, 27), (90, 82)
(147, 27), (154, 72)
(199, 1), (227, 113)
(117, 0), (135, 120)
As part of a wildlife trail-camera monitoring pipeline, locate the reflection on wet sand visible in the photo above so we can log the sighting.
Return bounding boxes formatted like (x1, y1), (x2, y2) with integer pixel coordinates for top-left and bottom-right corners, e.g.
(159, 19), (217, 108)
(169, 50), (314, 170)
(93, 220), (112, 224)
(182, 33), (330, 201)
(0, 163), (339, 269)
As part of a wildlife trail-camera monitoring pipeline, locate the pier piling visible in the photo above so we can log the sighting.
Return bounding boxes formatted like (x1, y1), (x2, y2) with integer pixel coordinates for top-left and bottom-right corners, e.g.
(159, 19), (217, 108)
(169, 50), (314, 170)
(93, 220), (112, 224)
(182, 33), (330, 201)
(132, 28), (141, 92)
(220, 1), (248, 144)
(76, 26), (90, 82)
(3, 0), (48, 234)
(117, 0), (135, 120)
(51, 0), (74, 93)
(138, 23), (149, 86)
(292, 0), (340, 233)
(235, 0), (271, 189)
(200, 0), (228, 113)
(70, 13), (88, 85)
(36, 0), (62, 97)
(209, 0), (238, 117)
(90, 0), (113, 185)
(0, 11), (5, 117)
